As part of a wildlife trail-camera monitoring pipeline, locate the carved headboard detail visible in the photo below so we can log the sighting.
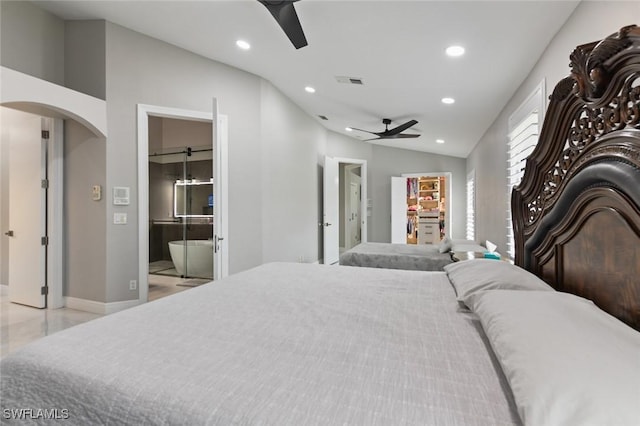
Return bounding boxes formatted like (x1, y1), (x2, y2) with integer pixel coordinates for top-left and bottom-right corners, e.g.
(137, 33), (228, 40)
(512, 25), (640, 330)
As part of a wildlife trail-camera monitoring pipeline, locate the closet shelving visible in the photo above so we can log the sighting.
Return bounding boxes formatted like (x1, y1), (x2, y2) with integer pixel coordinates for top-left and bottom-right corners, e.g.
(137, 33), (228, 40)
(405, 176), (446, 244)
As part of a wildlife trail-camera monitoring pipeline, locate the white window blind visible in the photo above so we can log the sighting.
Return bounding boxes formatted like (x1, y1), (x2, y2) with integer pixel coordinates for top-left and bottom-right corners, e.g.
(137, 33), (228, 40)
(507, 80), (545, 259)
(466, 170), (475, 241)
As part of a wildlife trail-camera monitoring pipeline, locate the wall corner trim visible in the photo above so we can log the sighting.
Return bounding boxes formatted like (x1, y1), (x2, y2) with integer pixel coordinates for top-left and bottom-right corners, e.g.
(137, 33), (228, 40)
(65, 296), (139, 315)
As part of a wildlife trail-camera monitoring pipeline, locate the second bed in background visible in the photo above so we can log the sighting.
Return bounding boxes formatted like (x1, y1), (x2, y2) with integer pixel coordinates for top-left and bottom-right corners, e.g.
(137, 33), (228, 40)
(339, 238), (487, 270)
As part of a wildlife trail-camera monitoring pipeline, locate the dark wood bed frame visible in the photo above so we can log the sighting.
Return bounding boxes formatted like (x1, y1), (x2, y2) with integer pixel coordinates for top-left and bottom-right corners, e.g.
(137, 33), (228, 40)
(512, 25), (640, 331)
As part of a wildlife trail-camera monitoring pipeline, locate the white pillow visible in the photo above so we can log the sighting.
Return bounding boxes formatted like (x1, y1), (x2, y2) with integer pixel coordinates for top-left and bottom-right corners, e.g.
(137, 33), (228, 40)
(474, 290), (640, 426)
(443, 259), (553, 309)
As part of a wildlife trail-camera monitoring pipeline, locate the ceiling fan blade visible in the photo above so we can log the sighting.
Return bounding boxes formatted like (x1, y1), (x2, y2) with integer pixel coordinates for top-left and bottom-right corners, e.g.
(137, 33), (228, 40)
(351, 127), (382, 136)
(369, 134), (420, 141)
(258, 1), (308, 49)
(385, 133), (420, 139)
(383, 119), (418, 136)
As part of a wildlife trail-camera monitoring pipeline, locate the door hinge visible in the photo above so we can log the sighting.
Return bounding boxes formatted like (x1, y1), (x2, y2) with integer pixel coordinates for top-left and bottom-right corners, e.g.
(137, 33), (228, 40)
(41, 286), (49, 295)
(41, 236), (49, 246)
(41, 179), (49, 189)
(41, 130), (50, 139)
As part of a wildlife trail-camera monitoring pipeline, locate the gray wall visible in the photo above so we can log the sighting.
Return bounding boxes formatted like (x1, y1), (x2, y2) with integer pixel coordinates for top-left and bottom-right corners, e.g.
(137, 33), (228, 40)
(466, 1), (640, 255)
(64, 120), (107, 302)
(0, 0), (65, 85)
(64, 20), (106, 100)
(370, 145), (466, 243)
(260, 80), (326, 264)
(103, 21), (264, 301)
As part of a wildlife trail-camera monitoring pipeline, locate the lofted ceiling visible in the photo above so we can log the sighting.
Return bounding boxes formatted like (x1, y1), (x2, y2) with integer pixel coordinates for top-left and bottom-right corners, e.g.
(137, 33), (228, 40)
(34, 0), (580, 158)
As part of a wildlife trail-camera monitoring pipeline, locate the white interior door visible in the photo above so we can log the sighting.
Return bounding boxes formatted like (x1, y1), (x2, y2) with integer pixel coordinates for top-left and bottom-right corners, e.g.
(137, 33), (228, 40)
(323, 156), (339, 264)
(2, 107), (46, 308)
(391, 176), (407, 244)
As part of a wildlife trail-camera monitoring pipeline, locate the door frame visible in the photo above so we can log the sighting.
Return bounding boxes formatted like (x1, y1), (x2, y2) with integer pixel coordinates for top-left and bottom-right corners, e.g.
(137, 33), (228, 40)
(137, 103), (228, 303)
(46, 117), (64, 309)
(323, 156), (367, 264)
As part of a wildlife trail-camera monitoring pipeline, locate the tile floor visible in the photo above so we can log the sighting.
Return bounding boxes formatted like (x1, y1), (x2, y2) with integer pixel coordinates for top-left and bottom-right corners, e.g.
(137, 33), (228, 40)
(0, 285), (102, 359)
(0, 271), (210, 359)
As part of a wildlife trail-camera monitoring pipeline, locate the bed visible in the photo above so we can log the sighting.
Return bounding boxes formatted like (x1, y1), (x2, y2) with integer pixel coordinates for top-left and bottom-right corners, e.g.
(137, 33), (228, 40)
(338, 239), (486, 270)
(2, 25), (640, 425)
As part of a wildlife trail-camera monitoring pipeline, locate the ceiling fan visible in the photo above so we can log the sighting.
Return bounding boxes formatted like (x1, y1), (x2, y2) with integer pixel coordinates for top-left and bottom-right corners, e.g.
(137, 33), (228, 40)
(352, 118), (420, 141)
(258, 1), (308, 49)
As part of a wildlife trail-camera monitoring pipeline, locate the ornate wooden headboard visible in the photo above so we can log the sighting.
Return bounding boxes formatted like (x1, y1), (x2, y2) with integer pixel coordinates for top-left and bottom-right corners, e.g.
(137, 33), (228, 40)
(512, 25), (640, 330)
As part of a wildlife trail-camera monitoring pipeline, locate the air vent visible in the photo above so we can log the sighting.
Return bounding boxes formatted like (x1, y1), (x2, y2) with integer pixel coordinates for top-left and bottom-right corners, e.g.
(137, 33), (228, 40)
(318, 115), (329, 121)
(335, 76), (364, 85)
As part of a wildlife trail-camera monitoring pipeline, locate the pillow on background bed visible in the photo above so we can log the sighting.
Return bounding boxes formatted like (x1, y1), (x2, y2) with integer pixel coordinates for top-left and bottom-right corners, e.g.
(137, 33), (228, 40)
(473, 290), (640, 426)
(438, 236), (452, 253)
(443, 259), (552, 308)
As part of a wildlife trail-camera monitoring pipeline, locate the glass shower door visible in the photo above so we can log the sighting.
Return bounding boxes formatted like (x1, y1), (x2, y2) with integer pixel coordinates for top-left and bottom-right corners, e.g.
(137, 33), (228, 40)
(178, 145), (214, 279)
(149, 144), (213, 280)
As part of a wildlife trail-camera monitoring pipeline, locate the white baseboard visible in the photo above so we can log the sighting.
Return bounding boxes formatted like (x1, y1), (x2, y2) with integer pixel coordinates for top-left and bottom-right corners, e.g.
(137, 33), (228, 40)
(65, 296), (140, 315)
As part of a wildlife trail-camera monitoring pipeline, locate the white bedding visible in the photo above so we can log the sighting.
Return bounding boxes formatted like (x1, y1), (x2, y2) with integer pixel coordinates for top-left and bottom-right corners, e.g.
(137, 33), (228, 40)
(0, 263), (519, 425)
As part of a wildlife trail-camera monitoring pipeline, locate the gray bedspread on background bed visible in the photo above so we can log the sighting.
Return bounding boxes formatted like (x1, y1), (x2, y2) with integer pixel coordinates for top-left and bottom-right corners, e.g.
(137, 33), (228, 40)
(339, 240), (488, 271)
(339, 242), (453, 270)
(0, 263), (519, 425)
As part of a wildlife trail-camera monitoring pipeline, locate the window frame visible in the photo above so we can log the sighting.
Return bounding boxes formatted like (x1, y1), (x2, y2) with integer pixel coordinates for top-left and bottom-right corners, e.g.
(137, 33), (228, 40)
(507, 79), (546, 259)
(466, 169), (475, 241)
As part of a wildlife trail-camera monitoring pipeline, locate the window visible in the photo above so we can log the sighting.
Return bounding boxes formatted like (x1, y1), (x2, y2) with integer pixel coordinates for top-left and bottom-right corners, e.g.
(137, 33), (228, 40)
(466, 170), (475, 241)
(507, 80), (545, 259)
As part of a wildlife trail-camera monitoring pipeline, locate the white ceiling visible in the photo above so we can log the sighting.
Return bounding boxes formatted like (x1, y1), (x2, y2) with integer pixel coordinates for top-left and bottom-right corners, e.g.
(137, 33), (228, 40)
(34, 0), (579, 158)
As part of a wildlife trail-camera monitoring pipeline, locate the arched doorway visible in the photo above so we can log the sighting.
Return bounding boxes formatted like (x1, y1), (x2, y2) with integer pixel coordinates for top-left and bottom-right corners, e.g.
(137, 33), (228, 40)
(1, 66), (107, 309)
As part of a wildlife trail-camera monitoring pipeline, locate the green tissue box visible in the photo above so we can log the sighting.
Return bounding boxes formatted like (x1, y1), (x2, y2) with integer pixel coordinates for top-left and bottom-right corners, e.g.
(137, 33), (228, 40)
(483, 252), (501, 260)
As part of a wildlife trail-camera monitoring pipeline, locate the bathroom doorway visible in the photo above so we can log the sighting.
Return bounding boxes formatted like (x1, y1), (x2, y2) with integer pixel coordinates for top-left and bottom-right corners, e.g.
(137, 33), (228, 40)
(147, 117), (214, 300)
(138, 102), (228, 303)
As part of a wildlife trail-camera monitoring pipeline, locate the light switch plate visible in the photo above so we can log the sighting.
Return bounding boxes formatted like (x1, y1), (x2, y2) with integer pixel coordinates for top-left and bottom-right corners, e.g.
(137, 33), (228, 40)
(113, 212), (127, 225)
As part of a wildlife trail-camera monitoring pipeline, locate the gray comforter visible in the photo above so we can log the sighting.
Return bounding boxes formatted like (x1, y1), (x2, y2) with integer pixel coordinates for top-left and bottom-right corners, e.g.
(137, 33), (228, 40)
(339, 241), (488, 271)
(339, 242), (453, 270)
(0, 263), (519, 425)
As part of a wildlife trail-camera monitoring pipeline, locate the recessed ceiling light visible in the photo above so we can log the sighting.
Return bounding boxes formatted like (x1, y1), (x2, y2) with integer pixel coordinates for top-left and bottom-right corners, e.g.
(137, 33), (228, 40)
(441, 97), (455, 104)
(436, 139), (445, 144)
(446, 45), (465, 57)
(236, 40), (251, 50)
(345, 127), (353, 132)
(305, 86), (316, 93)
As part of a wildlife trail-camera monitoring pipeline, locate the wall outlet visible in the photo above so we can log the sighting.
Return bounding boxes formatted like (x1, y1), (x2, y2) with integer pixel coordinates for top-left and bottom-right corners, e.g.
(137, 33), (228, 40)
(129, 280), (137, 290)
(298, 255), (305, 263)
